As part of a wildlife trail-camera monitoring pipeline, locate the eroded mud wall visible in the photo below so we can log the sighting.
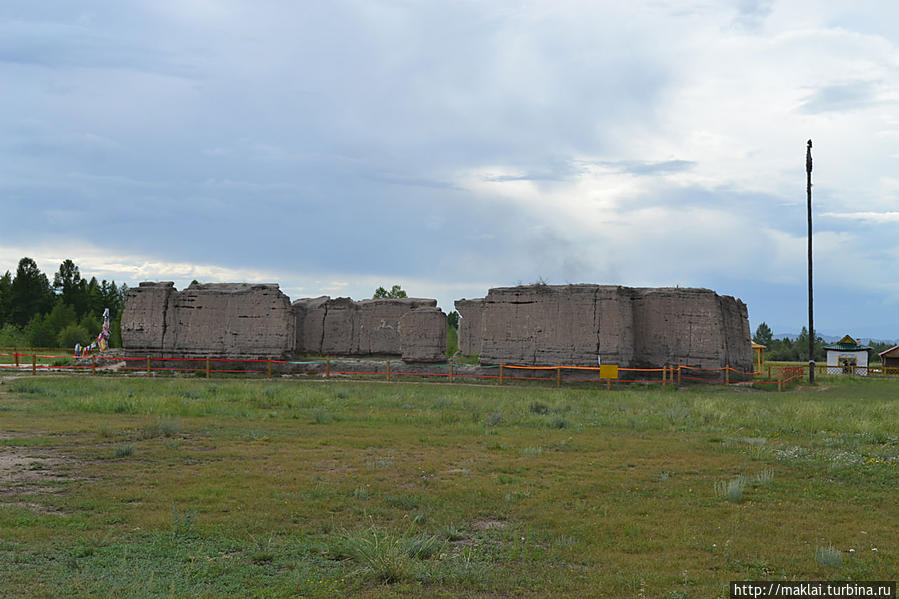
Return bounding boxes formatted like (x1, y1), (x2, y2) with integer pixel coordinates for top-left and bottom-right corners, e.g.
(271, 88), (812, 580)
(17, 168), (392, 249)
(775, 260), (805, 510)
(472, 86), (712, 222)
(456, 284), (751, 370)
(293, 296), (444, 361)
(122, 282), (295, 358)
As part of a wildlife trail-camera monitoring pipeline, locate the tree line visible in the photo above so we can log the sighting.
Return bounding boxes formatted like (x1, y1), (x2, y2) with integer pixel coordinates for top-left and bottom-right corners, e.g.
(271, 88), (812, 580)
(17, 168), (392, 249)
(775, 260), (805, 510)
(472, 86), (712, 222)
(0, 257), (128, 350)
(753, 322), (894, 363)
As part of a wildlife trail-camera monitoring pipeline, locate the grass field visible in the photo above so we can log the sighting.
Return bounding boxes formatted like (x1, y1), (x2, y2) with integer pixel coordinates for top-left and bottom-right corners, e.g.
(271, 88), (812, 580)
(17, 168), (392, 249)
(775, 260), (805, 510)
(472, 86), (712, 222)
(0, 375), (896, 598)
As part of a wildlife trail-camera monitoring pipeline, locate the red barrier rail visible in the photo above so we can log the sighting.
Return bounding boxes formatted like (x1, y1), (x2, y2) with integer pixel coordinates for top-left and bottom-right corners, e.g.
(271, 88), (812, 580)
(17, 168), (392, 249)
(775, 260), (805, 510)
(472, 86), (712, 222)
(1, 350), (808, 391)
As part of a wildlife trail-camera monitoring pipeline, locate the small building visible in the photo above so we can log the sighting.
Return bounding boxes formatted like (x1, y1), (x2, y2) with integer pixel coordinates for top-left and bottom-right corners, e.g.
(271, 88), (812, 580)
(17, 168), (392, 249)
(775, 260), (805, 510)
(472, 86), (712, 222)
(878, 345), (899, 372)
(824, 335), (871, 376)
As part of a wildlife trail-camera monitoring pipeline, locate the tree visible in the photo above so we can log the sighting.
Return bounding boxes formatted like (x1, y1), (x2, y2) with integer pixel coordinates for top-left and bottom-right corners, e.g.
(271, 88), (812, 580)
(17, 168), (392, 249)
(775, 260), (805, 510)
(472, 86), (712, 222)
(24, 313), (56, 348)
(0, 270), (11, 327)
(753, 322), (773, 347)
(53, 259), (86, 314)
(9, 258), (54, 327)
(447, 311), (459, 330)
(373, 285), (407, 299)
(58, 324), (90, 350)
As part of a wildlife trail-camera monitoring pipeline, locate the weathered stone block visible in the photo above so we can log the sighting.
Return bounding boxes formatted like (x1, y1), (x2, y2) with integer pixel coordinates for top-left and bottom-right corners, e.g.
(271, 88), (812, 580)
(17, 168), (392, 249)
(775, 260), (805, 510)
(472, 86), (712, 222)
(399, 307), (447, 362)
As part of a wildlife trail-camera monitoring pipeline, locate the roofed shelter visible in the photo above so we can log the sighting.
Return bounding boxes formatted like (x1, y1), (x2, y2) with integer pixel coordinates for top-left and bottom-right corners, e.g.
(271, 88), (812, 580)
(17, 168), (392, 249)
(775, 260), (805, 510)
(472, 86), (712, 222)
(878, 345), (899, 373)
(824, 335), (871, 376)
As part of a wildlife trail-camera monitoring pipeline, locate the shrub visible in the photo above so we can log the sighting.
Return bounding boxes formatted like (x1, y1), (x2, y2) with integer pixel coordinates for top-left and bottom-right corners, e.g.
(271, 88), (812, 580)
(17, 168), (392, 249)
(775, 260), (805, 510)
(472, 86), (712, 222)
(815, 545), (842, 567)
(114, 444), (134, 458)
(57, 324), (90, 351)
(529, 401), (550, 415)
(714, 476), (745, 502)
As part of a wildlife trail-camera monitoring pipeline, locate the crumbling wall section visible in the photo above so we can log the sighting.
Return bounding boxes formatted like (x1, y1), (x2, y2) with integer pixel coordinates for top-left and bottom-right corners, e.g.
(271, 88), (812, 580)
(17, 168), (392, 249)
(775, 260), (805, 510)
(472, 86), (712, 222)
(399, 307), (447, 362)
(293, 296), (443, 360)
(122, 282), (295, 358)
(472, 285), (609, 366)
(455, 299), (485, 356)
(457, 284), (751, 370)
(292, 296), (329, 355)
(121, 282), (177, 353)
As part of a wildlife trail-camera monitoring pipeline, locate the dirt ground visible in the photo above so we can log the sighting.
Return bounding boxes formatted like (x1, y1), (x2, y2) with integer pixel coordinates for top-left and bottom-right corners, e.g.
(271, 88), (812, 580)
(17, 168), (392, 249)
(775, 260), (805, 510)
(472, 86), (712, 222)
(0, 431), (71, 514)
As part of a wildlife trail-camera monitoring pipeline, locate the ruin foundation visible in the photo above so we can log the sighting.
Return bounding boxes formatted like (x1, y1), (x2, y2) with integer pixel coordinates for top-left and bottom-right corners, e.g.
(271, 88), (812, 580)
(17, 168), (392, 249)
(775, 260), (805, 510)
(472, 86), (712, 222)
(455, 284), (752, 370)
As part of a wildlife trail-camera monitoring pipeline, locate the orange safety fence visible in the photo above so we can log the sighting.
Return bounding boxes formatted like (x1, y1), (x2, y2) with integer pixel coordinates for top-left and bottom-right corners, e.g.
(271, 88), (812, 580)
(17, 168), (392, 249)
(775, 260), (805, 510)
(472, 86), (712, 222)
(0, 350), (811, 391)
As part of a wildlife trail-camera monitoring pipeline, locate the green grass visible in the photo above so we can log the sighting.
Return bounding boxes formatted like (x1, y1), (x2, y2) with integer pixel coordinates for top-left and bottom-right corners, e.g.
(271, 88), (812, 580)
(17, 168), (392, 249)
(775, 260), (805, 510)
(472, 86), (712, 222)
(0, 375), (896, 597)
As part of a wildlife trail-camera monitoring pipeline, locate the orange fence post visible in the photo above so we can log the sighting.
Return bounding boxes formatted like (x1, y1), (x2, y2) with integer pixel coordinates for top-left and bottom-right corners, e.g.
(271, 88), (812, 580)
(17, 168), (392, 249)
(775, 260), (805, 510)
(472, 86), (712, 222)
(677, 365), (682, 386)
(449, 361), (454, 383)
(778, 368), (783, 392)
(725, 366), (730, 385)
(14, 351), (19, 369)
(326, 360), (330, 379)
(206, 357), (210, 379)
(91, 355), (96, 375)
(606, 379), (611, 391)
(556, 366), (561, 388)
(767, 365), (771, 380)
(32, 354), (36, 376)
(386, 360), (391, 382)
(147, 355), (151, 376)
(267, 358), (272, 379)
(500, 364), (504, 385)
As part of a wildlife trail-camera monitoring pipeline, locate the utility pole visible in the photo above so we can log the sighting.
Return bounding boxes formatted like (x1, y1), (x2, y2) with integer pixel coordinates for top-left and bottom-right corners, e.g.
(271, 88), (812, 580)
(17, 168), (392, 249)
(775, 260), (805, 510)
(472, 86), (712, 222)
(807, 139), (815, 384)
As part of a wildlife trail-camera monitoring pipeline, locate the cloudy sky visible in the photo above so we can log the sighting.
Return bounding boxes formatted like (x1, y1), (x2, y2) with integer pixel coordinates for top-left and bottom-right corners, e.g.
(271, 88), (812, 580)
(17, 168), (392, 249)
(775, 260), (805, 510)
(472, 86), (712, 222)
(2, 1), (898, 338)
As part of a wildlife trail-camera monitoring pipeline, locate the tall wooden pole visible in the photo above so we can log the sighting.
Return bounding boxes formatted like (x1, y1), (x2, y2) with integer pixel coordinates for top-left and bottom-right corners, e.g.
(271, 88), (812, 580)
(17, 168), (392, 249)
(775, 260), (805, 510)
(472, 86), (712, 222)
(807, 139), (815, 384)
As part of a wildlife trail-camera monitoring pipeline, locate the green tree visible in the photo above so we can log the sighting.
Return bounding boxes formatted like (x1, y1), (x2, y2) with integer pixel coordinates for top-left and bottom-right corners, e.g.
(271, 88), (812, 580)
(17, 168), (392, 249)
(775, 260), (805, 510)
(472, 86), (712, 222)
(0, 323), (25, 347)
(58, 324), (90, 350)
(79, 313), (100, 338)
(447, 310), (459, 330)
(44, 300), (78, 337)
(24, 313), (56, 348)
(0, 270), (11, 327)
(373, 285), (407, 299)
(53, 259), (87, 315)
(84, 277), (103, 317)
(9, 258), (54, 327)
(753, 322), (773, 347)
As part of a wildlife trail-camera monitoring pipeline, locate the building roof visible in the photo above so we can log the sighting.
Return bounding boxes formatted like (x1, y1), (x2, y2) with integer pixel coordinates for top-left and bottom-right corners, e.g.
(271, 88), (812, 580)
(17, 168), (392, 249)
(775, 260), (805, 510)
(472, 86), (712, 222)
(823, 334), (872, 352)
(878, 345), (899, 358)
(752, 342), (766, 350)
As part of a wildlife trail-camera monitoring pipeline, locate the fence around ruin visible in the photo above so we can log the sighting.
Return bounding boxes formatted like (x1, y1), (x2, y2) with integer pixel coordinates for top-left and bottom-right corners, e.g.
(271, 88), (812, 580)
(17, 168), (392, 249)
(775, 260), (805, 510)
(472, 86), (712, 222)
(0, 348), (824, 391)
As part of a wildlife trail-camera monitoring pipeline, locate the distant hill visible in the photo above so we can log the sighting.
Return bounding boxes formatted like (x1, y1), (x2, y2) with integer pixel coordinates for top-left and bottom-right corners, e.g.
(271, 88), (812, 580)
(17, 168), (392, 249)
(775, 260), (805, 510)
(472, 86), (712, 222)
(773, 332), (898, 345)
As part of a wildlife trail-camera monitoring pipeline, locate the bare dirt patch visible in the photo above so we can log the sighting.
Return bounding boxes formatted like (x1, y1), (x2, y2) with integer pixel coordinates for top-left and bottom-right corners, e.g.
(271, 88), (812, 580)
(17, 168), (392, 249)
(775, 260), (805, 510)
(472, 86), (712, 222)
(471, 518), (508, 531)
(0, 444), (78, 513)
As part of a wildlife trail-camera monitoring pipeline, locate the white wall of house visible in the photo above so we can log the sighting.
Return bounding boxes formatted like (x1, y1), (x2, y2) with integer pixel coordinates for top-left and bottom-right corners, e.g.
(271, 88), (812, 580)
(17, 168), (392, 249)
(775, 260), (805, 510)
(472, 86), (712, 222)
(826, 350), (869, 375)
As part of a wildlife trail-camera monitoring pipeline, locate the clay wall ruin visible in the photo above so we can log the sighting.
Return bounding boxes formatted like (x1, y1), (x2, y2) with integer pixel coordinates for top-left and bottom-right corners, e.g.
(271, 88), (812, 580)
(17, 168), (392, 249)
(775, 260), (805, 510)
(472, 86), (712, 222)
(456, 284), (751, 370)
(121, 282), (295, 358)
(292, 296), (446, 362)
(123, 285), (447, 362)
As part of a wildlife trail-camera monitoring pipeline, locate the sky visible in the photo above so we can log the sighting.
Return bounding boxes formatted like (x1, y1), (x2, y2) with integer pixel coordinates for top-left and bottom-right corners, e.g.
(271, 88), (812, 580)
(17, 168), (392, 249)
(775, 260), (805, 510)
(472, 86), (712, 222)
(2, 1), (898, 339)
